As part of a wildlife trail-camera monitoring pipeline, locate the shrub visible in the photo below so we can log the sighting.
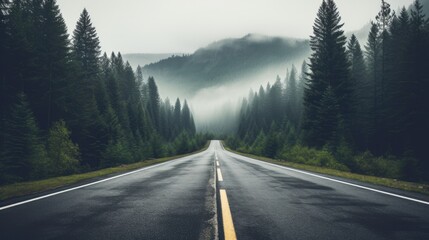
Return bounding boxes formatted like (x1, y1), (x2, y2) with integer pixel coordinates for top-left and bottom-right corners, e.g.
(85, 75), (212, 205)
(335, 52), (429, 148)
(101, 140), (133, 167)
(46, 120), (80, 176)
(352, 152), (403, 179)
(279, 145), (349, 171)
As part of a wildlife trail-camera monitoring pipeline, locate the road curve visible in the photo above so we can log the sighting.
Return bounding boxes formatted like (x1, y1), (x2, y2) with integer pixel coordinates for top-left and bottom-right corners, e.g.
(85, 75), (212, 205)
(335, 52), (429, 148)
(0, 142), (218, 240)
(214, 141), (429, 240)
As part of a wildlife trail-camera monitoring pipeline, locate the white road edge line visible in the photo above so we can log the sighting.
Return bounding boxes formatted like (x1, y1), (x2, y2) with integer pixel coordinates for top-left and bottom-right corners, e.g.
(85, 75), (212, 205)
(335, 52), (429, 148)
(217, 168), (224, 182)
(225, 149), (429, 206)
(0, 156), (193, 211)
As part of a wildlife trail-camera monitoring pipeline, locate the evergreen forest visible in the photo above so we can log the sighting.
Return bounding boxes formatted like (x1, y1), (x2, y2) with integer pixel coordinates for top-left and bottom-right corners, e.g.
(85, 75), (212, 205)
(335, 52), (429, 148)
(227, 0), (429, 181)
(0, 0), (208, 184)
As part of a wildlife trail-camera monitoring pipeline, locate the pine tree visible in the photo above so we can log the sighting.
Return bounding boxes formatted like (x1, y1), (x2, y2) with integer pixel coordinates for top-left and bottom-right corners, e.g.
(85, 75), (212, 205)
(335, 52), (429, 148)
(296, 61), (308, 129)
(285, 65), (298, 126)
(46, 120), (80, 176)
(136, 65), (144, 94)
(181, 100), (192, 133)
(375, 0), (395, 151)
(6, 0), (37, 122)
(39, 0), (70, 128)
(72, 8), (100, 79)
(365, 22), (382, 152)
(304, 0), (350, 147)
(174, 98), (182, 133)
(70, 9), (108, 168)
(386, 9), (412, 153)
(347, 34), (369, 149)
(2, 93), (47, 182)
(405, 0), (429, 173)
(317, 86), (341, 147)
(264, 123), (279, 158)
(0, 0), (10, 154)
(268, 76), (282, 124)
(147, 76), (160, 131)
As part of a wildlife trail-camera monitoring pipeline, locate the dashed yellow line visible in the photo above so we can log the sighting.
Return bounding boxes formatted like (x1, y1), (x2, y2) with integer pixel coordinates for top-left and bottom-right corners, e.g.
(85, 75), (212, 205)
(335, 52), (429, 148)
(220, 189), (237, 240)
(217, 168), (223, 181)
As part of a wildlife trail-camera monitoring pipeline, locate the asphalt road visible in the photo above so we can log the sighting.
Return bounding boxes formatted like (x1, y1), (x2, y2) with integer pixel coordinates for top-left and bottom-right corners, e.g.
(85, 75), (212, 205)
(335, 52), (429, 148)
(1, 140), (429, 240)
(214, 141), (429, 240)
(0, 143), (218, 240)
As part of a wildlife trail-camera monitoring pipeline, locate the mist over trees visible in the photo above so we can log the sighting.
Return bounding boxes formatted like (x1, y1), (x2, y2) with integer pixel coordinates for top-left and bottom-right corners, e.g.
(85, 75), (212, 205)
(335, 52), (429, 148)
(0, 0), (205, 184)
(229, 0), (429, 181)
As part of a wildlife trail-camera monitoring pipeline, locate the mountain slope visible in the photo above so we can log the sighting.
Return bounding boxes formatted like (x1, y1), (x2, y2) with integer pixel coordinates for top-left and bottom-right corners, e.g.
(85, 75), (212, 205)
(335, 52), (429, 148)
(142, 34), (310, 96)
(122, 53), (184, 69)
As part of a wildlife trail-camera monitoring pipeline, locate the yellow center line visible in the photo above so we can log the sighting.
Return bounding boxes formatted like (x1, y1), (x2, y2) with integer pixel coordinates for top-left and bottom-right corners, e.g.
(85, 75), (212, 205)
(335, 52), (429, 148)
(217, 168), (223, 181)
(220, 189), (237, 240)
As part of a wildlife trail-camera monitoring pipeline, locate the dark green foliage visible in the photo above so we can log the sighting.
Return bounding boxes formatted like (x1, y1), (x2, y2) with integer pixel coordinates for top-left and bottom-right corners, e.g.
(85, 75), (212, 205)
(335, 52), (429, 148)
(264, 123), (280, 158)
(348, 34), (370, 149)
(46, 120), (80, 176)
(1, 93), (48, 183)
(0, 2), (204, 184)
(143, 34), (310, 96)
(72, 8), (100, 79)
(303, 0), (351, 147)
(317, 86), (341, 147)
(147, 76), (160, 131)
(285, 66), (299, 126)
(233, 0), (429, 181)
(279, 145), (349, 171)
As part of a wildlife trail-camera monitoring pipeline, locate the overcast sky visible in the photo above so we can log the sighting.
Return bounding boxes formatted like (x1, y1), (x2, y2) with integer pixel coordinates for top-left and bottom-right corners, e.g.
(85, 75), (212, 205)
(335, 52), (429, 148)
(57, 0), (414, 54)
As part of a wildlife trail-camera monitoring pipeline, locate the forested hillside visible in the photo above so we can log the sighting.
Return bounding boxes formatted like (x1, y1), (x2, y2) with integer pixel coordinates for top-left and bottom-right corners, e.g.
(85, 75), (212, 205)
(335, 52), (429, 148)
(0, 0), (207, 184)
(143, 34), (310, 96)
(228, 0), (429, 181)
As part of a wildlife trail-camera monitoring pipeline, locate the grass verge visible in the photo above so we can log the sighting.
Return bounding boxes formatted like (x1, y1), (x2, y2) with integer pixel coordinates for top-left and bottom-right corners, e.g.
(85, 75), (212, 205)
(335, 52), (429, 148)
(224, 146), (429, 196)
(0, 142), (210, 202)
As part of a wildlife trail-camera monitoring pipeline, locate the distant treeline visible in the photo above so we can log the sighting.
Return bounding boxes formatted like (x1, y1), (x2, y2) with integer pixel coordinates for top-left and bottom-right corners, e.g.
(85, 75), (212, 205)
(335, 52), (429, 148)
(0, 0), (209, 184)
(227, 0), (429, 181)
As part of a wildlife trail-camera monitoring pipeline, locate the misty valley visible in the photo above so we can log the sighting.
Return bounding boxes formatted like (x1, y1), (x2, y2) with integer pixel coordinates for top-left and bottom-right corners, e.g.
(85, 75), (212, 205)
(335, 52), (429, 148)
(1, 0), (429, 239)
(1, 0), (429, 192)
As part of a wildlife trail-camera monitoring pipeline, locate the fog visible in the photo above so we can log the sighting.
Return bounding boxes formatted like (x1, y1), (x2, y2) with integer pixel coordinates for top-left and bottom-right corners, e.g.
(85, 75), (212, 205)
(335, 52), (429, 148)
(153, 57), (307, 134)
(57, 0), (413, 53)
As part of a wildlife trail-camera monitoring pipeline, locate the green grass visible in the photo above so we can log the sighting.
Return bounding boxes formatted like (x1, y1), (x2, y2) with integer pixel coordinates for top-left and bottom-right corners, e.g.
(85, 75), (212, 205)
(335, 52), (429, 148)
(0, 142), (210, 201)
(225, 146), (429, 196)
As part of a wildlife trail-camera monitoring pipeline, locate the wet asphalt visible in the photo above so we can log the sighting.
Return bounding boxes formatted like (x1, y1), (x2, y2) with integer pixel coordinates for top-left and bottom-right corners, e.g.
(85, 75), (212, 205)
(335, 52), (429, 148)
(214, 141), (429, 240)
(1, 140), (429, 240)
(0, 142), (217, 240)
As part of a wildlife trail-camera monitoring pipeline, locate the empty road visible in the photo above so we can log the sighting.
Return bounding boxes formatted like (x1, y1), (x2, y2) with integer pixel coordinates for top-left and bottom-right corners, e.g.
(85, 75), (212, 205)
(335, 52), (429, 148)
(1, 140), (429, 240)
(0, 143), (217, 240)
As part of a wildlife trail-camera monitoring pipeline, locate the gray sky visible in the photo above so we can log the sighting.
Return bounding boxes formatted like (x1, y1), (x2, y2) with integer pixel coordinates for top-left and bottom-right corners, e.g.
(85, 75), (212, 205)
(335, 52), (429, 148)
(57, 0), (413, 54)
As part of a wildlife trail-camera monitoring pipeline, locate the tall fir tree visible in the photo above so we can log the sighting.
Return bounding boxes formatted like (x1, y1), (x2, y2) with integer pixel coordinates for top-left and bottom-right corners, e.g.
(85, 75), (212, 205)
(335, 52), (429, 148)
(70, 9), (107, 168)
(0, 0), (10, 154)
(39, 0), (70, 129)
(181, 100), (192, 133)
(375, 0), (395, 151)
(1, 93), (47, 183)
(304, 0), (350, 147)
(347, 34), (369, 149)
(147, 76), (160, 131)
(365, 22), (382, 152)
(72, 8), (100, 79)
(285, 65), (299, 126)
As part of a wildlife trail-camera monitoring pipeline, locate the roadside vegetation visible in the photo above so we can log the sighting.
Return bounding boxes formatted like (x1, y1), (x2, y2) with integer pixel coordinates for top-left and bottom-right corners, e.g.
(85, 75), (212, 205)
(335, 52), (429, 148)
(224, 145), (429, 196)
(0, 1), (211, 185)
(227, 0), (429, 184)
(0, 142), (209, 201)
